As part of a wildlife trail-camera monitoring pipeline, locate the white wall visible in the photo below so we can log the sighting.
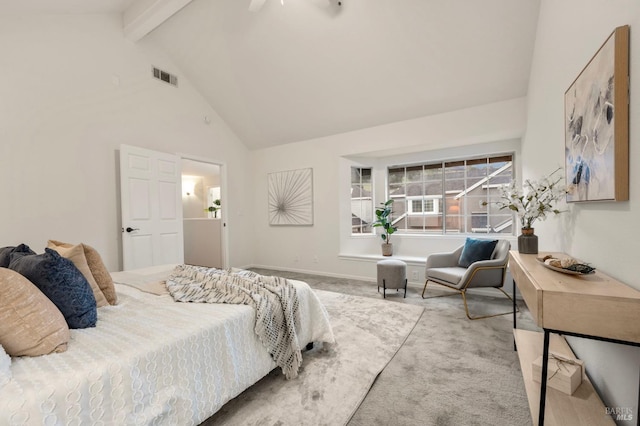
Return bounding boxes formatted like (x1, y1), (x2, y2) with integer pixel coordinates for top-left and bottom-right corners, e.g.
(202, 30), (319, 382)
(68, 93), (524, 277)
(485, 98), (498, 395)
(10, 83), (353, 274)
(250, 97), (527, 282)
(183, 219), (222, 268)
(524, 0), (640, 420)
(182, 175), (206, 218)
(4, 6), (634, 419)
(0, 14), (254, 271)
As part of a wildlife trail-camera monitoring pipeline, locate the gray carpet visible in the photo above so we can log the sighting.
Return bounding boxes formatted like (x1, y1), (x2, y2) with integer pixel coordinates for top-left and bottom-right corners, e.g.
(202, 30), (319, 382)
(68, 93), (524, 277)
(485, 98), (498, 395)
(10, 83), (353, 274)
(202, 287), (424, 425)
(204, 269), (537, 426)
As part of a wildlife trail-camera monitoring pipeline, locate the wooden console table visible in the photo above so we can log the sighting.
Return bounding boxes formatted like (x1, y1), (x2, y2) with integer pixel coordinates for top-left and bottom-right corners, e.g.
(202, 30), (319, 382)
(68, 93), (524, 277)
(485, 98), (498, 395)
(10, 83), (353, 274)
(509, 251), (640, 426)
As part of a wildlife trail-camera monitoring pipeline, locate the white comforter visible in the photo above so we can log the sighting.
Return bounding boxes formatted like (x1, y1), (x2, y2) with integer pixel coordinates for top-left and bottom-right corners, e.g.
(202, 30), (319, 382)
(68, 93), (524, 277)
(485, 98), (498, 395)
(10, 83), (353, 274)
(0, 266), (334, 425)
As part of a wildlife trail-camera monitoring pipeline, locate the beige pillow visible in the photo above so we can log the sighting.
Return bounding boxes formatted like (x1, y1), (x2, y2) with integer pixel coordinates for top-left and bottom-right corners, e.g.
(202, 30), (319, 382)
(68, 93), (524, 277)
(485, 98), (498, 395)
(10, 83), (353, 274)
(81, 243), (117, 305)
(0, 268), (70, 356)
(47, 241), (108, 307)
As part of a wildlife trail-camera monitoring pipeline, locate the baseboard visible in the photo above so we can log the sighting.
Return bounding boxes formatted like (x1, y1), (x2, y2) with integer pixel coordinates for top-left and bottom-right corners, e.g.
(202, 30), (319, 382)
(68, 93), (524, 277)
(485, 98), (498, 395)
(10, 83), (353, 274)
(244, 263), (522, 300)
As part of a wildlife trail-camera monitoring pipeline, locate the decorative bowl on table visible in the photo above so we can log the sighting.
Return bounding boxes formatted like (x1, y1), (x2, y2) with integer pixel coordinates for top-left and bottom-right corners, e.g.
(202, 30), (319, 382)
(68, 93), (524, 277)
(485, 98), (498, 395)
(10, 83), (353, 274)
(536, 255), (596, 275)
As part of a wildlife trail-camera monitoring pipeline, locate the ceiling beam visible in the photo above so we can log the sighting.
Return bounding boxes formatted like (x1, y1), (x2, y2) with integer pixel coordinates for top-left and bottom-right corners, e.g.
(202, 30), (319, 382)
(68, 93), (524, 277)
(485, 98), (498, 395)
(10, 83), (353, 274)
(123, 0), (193, 42)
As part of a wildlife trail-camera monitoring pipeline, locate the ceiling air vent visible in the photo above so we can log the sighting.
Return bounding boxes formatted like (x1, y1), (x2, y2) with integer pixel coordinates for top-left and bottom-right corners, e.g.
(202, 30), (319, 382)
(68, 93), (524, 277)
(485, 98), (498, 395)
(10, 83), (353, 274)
(152, 66), (178, 87)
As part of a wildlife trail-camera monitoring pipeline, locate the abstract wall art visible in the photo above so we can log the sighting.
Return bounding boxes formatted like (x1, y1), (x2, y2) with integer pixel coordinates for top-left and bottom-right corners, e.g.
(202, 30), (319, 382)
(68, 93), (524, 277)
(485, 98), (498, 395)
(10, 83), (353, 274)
(564, 25), (629, 202)
(268, 168), (314, 225)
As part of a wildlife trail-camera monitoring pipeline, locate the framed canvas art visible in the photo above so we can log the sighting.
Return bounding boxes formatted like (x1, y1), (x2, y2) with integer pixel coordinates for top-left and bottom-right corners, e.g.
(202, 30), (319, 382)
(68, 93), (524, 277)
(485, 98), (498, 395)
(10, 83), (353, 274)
(564, 25), (629, 202)
(268, 168), (313, 225)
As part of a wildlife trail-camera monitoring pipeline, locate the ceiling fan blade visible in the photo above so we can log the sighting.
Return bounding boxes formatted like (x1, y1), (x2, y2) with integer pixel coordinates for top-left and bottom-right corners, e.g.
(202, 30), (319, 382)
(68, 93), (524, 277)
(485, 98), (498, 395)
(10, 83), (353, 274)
(249, 0), (267, 12)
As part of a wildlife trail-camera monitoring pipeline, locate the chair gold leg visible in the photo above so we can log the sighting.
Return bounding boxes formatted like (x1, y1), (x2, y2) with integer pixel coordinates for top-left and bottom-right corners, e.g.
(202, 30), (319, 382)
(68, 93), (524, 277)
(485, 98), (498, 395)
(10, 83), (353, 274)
(423, 278), (517, 319)
(497, 287), (515, 303)
(462, 287), (519, 320)
(460, 291), (474, 320)
(421, 280), (428, 298)
(421, 280), (459, 299)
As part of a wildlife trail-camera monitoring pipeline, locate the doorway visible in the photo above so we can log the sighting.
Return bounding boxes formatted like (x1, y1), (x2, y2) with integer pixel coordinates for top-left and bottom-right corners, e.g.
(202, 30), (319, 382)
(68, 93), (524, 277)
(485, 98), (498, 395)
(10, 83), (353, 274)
(181, 157), (226, 269)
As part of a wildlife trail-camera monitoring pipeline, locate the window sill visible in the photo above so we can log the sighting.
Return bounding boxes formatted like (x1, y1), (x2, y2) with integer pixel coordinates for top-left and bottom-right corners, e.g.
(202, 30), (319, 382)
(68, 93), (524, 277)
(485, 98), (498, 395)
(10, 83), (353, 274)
(338, 253), (427, 266)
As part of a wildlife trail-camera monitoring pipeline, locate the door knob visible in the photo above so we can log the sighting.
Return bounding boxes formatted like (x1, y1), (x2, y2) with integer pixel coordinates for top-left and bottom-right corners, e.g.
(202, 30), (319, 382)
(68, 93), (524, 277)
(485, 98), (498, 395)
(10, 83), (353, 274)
(125, 227), (140, 233)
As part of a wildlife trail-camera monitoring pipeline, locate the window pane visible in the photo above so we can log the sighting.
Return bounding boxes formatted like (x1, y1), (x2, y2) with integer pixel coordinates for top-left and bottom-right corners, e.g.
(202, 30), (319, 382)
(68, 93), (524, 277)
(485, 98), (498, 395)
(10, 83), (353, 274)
(489, 155), (513, 164)
(466, 159), (487, 188)
(351, 167), (373, 235)
(489, 213), (513, 234)
(445, 194), (462, 233)
(361, 167), (372, 184)
(384, 155), (513, 236)
(446, 178), (465, 194)
(485, 155), (513, 234)
(406, 166), (423, 183)
(391, 199), (406, 221)
(466, 158), (487, 166)
(388, 167), (405, 184)
(389, 183), (405, 197)
(424, 163), (443, 180)
(445, 161), (465, 180)
(351, 167), (361, 183)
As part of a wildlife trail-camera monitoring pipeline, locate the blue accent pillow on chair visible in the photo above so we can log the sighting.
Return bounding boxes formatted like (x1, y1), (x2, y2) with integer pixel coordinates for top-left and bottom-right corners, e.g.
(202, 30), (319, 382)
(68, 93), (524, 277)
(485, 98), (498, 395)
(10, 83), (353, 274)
(458, 238), (498, 268)
(8, 248), (97, 329)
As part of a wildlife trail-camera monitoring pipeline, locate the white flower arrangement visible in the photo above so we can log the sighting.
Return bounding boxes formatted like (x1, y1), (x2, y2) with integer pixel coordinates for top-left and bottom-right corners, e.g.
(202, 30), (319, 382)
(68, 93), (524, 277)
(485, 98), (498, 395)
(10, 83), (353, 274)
(492, 168), (566, 230)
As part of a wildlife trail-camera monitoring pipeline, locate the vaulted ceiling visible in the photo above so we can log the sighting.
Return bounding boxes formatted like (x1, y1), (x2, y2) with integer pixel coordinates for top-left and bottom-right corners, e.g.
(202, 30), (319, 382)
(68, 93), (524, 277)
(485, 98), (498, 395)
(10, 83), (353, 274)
(2, 0), (540, 150)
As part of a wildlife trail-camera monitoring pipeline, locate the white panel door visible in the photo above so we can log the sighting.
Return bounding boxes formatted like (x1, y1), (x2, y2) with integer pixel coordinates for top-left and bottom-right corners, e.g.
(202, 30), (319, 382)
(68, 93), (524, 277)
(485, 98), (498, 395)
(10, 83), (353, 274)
(120, 144), (184, 270)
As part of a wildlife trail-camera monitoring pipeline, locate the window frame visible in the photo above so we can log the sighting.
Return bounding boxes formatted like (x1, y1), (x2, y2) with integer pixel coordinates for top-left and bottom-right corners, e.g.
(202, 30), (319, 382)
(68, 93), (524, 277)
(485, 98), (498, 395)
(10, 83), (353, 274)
(407, 196), (439, 215)
(350, 166), (374, 236)
(385, 154), (514, 236)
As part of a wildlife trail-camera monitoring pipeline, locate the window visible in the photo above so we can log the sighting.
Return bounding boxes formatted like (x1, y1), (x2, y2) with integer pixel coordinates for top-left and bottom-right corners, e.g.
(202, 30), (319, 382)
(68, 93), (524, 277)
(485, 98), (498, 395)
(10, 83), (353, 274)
(387, 155), (513, 234)
(350, 167), (373, 234)
(408, 198), (438, 214)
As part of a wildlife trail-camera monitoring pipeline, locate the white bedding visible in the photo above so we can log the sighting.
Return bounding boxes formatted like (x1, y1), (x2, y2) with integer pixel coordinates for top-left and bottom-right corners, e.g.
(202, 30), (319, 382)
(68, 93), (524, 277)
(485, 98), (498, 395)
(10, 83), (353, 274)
(0, 266), (334, 425)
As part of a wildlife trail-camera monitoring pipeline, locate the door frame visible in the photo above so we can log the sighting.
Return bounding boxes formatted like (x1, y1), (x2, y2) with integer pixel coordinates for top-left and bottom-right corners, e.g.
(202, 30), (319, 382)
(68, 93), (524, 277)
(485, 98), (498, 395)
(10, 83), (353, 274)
(179, 153), (229, 269)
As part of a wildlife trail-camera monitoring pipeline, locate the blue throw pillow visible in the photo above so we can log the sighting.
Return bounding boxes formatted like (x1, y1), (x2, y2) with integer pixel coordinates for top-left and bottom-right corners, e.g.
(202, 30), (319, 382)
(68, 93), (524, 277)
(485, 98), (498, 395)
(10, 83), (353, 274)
(0, 244), (35, 268)
(458, 238), (498, 268)
(8, 248), (97, 329)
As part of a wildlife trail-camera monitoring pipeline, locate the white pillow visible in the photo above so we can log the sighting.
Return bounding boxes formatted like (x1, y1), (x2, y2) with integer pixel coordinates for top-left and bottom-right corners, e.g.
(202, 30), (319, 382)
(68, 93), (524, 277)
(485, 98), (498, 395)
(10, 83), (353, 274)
(0, 344), (11, 388)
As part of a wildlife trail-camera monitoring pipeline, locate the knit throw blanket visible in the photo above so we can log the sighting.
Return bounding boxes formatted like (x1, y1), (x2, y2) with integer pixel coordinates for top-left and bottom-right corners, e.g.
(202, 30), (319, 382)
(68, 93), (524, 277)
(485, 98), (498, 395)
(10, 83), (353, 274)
(166, 265), (303, 379)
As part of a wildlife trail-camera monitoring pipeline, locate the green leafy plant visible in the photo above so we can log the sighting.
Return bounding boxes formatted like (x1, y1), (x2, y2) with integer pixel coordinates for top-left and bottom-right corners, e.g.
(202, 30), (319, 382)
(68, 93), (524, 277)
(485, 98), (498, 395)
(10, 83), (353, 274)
(372, 200), (398, 244)
(206, 199), (221, 218)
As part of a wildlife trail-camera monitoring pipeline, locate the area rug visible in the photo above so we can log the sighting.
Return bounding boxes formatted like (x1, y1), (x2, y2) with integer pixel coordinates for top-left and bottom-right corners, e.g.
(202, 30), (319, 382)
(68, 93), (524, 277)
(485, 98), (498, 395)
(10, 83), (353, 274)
(201, 289), (424, 426)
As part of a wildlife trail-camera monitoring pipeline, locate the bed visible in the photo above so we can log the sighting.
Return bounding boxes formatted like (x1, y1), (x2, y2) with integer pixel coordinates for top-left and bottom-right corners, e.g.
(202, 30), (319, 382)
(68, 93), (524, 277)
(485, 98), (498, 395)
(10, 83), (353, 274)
(0, 264), (335, 425)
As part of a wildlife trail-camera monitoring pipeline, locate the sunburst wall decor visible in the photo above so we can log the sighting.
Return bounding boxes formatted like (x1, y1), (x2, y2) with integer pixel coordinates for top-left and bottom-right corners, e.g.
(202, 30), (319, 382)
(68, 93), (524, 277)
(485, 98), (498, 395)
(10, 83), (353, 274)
(268, 168), (313, 226)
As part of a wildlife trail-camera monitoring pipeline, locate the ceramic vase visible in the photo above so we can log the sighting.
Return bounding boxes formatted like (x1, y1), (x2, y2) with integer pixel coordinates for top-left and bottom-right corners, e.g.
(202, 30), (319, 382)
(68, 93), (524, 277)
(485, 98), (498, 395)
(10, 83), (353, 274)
(518, 227), (538, 254)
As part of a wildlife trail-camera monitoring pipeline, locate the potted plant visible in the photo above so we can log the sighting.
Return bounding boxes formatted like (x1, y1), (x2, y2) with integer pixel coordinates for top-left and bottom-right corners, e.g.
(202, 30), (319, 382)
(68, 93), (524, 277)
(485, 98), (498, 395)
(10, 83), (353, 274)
(372, 200), (398, 256)
(206, 199), (221, 218)
(488, 168), (566, 254)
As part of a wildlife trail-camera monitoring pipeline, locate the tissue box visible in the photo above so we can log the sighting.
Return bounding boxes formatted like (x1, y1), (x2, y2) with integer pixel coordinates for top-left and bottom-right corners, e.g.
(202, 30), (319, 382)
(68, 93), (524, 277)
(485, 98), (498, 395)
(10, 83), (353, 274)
(532, 352), (584, 395)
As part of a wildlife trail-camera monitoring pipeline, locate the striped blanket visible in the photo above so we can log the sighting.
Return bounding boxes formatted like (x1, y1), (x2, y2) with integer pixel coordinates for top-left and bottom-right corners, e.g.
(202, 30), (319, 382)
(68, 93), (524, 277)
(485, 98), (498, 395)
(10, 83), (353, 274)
(166, 265), (303, 379)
